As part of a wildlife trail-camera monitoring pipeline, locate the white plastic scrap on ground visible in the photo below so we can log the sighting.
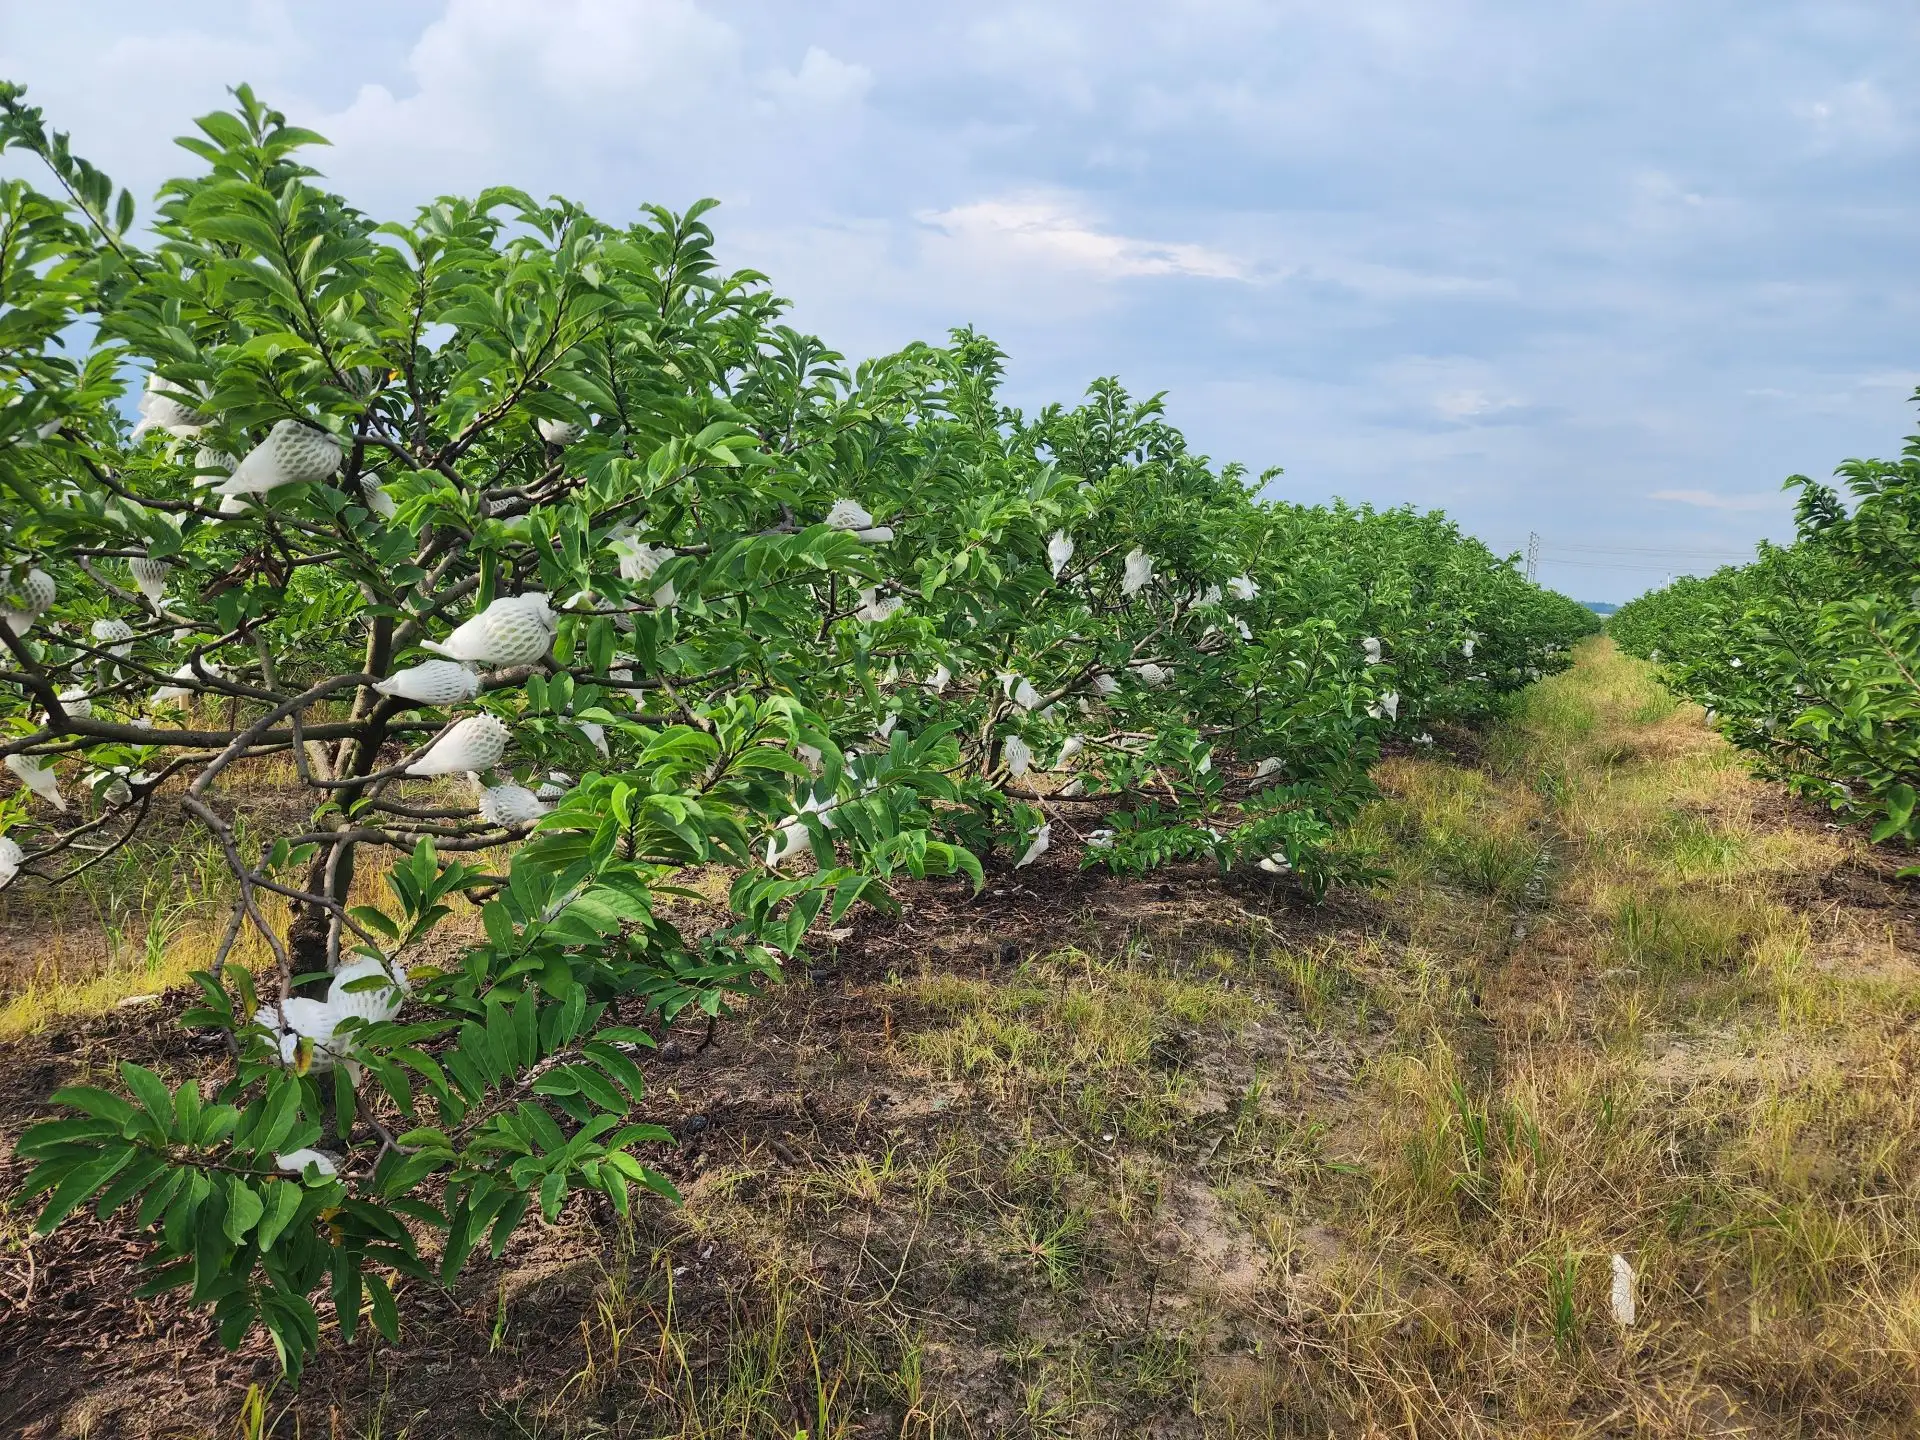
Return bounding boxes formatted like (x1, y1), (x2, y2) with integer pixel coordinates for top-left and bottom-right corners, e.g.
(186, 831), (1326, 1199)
(1610, 1253), (1637, 1327)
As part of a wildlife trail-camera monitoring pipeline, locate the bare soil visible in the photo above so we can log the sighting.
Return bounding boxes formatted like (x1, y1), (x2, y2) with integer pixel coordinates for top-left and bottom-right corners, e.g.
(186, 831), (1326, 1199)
(0, 841), (1389, 1439)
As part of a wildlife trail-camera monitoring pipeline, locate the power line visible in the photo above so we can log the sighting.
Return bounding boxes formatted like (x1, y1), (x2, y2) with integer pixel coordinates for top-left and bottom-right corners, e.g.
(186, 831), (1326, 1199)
(1544, 557), (1686, 569)
(1541, 558), (1716, 574)
(1547, 542), (1753, 560)
(1518, 533), (1756, 584)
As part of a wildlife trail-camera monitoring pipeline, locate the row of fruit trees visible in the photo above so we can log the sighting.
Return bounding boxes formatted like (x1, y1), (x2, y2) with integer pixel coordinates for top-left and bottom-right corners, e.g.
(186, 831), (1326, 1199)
(1610, 429), (1920, 859)
(0, 85), (1598, 1371)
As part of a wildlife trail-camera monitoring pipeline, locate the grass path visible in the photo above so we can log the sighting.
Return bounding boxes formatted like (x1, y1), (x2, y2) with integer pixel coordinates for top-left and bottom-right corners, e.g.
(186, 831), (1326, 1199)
(1316, 637), (1920, 1435)
(7, 639), (1920, 1438)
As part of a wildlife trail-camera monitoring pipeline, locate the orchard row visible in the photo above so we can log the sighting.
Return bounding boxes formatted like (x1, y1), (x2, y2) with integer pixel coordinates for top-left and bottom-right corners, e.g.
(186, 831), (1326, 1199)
(1610, 420), (1920, 853)
(0, 85), (1597, 1372)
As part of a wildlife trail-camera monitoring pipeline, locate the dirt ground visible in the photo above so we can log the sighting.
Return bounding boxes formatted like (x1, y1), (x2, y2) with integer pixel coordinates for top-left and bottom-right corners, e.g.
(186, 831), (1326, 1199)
(1, 854), (1387, 1437)
(6, 642), (1920, 1438)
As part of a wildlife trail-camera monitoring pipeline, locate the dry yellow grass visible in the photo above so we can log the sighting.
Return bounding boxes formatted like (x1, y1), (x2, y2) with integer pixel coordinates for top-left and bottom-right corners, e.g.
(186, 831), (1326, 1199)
(1309, 637), (1920, 1435)
(0, 899), (285, 1041)
(0, 761), (496, 1039)
(10, 639), (1920, 1437)
(604, 641), (1920, 1437)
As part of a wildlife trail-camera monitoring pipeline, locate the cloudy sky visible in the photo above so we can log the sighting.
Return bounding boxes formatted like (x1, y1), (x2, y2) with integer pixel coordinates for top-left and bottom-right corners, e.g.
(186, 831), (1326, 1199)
(5, 1), (1917, 602)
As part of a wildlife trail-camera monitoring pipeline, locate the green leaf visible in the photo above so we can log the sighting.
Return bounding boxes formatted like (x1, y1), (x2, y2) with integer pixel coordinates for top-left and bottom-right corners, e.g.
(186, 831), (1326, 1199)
(334, 1065), (358, 1138)
(255, 1178), (305, 1251)
(172, 1079), (203, 1142)
(251, 1076), (302, 1158)
(584, 1043), (648, 1103)
(223, 1175), (265, 1244)
(333, 1252), (364, 1345)
(350, 905), (401, 942)
(94, 1150), (171, 1219)
(49, 1085), (136, 1128)
(538, 1167), (568, 1221)
(36, 1146), (137, 1233)
(481, 899), (517, 951)
(119, 1064), (176, 1140)
(567, 1063), (628, 1115)
(365, 1272), (400, 1343)
(488, 1192), (530, 1259)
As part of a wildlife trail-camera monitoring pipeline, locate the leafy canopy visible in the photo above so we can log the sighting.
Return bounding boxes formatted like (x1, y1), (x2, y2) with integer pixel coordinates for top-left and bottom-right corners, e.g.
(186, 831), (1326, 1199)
(0, 83), (1597, 1373)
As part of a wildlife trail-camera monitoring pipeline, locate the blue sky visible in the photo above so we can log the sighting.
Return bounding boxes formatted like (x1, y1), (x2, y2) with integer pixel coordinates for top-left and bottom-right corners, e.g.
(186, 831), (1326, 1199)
(6, 1), (1917, 601)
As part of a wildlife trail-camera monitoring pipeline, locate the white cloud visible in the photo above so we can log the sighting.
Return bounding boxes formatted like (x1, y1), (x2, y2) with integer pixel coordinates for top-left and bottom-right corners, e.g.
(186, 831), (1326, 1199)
(1304, 257), (1507, 301)
(1854, 370), (1920, 393)
(960, 10), (1100, 111)
(1362, 355), (1534, 430)
(308, 0), (869, 207)
(0, 6), (306, 196)
(6, 0), (1917, 605)
(761, 45), (872, 107)
(916, 194), (1248, 281)
(1648, 489), (1779, 513)
(1621, 169), (1724, 237)
(408, 0), (739, 107)
(1435, 388), (1519, 421)
(1793, 79), (1905, 149)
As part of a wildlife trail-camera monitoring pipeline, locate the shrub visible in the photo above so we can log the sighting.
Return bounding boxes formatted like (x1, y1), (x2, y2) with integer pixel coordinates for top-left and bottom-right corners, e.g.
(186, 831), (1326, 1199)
(1610, 410), (1920, 851)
